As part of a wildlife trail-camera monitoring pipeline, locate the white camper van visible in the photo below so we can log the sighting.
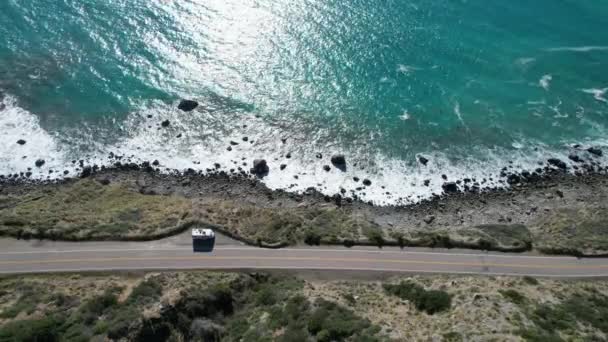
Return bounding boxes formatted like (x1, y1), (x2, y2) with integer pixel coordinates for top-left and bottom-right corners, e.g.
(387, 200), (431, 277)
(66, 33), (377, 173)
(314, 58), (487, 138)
(192, 228), (215, 252)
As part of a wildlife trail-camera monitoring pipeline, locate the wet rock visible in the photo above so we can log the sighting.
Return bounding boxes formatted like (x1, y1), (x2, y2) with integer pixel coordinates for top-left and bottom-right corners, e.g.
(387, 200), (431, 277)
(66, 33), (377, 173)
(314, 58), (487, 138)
(230, 141), (239, 146)
(316, 153), (323, 159)
(323, 165), (331, 172)
(250, 159), (269, 177)
(569, 154), (584, 163)
(80, 166), (92, 178)
(507, 174), (520, 184)
(161, 120), (170, 127)
(16, 139), (26, 145)
(227, 146), (232, 151)
(442, 182), (458, 193)
(423, 179), (430, 186)
(556, 189), (564, 198)
(280, 164), (287, 170)
(34, 159), (45, 167)
(285, 153), (292, 159)
(423, 215), (435, 224)
(418, 156), (429, 166)
(588, 147), (603, 157)
(547, 158), (567, 170)
(353, 177), (360, 182)
(330, 154), (346, 171)
(152, 160), (160, 166)
(362, 179), (372, 186)
(176, 133), (182, 138)
(242, 137), (249, 142)
(178, 99), (199, 112)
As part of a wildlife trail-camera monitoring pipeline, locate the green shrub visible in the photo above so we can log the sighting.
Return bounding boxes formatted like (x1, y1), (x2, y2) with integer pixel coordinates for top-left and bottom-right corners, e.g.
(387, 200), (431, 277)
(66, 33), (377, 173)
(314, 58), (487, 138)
(383, 281), (451, 314)
(522, 276), (539, 286)
(443, 331), (463, 341)
(0, 315), (65, 341)
(364, 229), (385, 247)
(285, 295), (310, 320)
(255, 286), (277, 306)
(127, 278), (163, 305)
(80, 290), (118, 317)
(304, 231), (322, 245)
(499, 289), (526, 304)
(308, 299), (372, 341)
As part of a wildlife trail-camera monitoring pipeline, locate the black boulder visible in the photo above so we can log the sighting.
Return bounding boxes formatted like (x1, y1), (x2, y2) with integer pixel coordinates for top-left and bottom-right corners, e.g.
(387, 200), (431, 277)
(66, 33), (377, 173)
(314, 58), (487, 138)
(178, 99), (199, 112)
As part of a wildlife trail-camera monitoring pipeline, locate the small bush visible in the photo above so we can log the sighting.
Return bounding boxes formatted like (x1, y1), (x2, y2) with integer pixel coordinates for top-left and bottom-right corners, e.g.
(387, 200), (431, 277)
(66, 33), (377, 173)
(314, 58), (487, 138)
(364, 229), (385, 248)
(0, 315), (65, 341)
(308, 299), (372, 341)
(522, 276), (539, 285)
(383, 281), (451, 314)
(127, 278), (163, 305)
(255, 286), (277, 306)
(304, 231), (322, 245)
(80, 290), (118, 317)
(443, 331), (463, 342)
(499, 289), (526, 304)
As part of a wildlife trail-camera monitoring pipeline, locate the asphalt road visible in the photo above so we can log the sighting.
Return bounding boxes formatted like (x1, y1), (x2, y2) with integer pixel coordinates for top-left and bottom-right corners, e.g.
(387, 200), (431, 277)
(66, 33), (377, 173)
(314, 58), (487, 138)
(0, 233), (607, 277)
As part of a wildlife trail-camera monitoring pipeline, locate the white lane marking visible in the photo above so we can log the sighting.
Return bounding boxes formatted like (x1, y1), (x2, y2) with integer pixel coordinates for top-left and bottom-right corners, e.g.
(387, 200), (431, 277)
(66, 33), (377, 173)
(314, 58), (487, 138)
(0, 246), (582, 260)
(0, 265), (607, 278)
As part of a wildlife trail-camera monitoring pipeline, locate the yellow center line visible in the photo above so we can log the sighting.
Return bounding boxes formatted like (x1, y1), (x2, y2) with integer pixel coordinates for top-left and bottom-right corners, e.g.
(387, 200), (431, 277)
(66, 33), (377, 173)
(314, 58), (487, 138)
(0, 256), (607, 270)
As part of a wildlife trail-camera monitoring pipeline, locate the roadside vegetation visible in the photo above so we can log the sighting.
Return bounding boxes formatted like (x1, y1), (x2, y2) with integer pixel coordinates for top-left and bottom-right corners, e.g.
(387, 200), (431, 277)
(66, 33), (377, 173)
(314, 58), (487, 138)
(531, 207), (608, 256)
(0, 272), (385, 341)
(1, 178), (607, 256)
(2, 272), (608, 341)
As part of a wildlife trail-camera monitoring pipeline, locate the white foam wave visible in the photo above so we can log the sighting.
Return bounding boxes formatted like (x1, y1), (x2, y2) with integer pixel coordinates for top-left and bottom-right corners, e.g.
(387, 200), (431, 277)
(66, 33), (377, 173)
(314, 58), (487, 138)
(539, 74), (552, 91)
(396, 64), (420, 75)
(399, 110), (411, 121)
(0, 96), (68, 177)
(2, 98), (608, 206)
(545, 46), (608, 52)
(581, 88), (608, 103)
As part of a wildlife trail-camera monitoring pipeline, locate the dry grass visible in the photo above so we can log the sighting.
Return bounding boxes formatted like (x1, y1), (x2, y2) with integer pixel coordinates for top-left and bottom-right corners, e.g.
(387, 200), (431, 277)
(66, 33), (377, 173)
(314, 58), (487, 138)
(0, 179), (192, 240)
(304, 275), (608, 341)
(532, 207), (608, 256)
(0, 178), (604, 256)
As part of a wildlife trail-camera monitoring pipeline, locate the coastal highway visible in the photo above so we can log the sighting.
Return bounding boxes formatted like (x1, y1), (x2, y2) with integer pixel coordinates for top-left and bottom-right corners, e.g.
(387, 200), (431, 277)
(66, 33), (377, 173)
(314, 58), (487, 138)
(0, 233), (607, 277)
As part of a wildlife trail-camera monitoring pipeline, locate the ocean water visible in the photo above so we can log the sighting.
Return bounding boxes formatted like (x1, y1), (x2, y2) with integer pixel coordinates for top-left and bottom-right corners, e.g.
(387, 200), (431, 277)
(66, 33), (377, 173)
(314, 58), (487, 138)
(1, 0), (607, 204)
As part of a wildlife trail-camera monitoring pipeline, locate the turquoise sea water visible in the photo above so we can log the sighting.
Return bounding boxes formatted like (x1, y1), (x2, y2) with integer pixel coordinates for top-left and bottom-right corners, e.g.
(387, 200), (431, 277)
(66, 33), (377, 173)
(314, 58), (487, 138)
(1, 0), (607, 204)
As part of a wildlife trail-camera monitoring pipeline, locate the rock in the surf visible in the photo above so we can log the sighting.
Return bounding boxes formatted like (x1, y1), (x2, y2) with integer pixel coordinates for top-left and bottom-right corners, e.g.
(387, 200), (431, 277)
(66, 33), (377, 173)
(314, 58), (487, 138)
(251, 159), (269, 176)
(547, 158), (567, 170)
(418, 156), (429, 166)
(161, 120), (171, 127)
(178, 99), (199, 112)
(588, 147), (603, 157)
(330, 154), (346, 170)
(568, 154), (584, 163)
(442, 182), (458, 193)
(34, 159), (45, 167)
(16, 139), (26, 145)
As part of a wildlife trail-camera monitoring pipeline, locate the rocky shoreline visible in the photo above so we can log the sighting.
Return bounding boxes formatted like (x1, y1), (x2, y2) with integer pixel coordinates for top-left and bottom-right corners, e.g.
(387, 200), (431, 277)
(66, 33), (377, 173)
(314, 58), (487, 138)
(1, 155), (608, 256)
(2, 95), (608, 256)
